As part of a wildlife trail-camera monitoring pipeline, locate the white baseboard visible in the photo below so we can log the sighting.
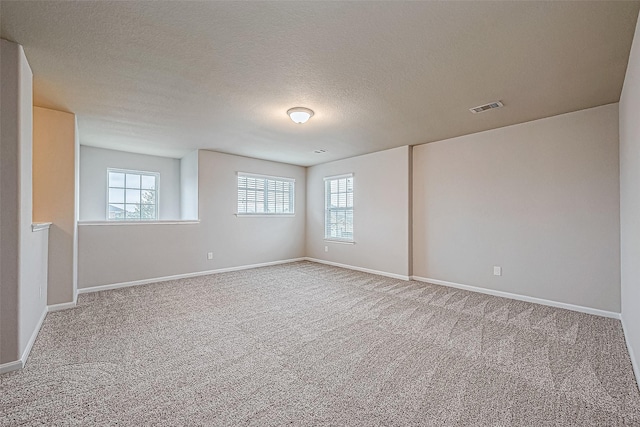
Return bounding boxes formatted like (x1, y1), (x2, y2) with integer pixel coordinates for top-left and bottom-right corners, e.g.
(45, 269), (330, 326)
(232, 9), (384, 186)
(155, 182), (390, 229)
(621, 317), (640, 390)
(304, 258), (410, 281)
(21, 308), (48, 367)
(0, 307), (48, 375)
(77, 258), (307, 294)
(0, 360), (23, 375)
(411, 276), (621, 320)
(47, 301), (77, 312)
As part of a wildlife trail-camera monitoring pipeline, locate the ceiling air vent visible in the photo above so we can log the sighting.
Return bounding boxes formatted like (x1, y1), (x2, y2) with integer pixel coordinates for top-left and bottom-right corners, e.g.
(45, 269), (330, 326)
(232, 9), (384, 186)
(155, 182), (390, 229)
(313, 149), (327, 154)
(470, 101), (504, 114)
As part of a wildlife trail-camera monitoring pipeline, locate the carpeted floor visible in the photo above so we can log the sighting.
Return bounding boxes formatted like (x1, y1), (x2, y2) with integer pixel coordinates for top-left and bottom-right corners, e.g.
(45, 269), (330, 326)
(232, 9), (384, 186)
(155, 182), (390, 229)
(1, 261), (639, 426)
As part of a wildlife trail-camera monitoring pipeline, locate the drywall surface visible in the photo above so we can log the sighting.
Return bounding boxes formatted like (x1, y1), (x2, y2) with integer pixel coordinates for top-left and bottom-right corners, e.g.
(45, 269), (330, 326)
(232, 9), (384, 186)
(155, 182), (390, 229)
(0, 39), (22, 364)
(620, 11), (640, 384)
(33, 106), (77, 305)
(0, 40), (48, 364)
(306, 146), (411, 277)
(79, 146), (181, 220)
(180, 150), (198, 220)
(413, 104), (621, 312)
(78, 150), (305, 287)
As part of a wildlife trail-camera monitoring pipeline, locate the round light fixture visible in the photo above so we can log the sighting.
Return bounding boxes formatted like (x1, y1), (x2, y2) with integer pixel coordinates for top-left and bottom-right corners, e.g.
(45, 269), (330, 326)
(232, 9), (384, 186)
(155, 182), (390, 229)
(287, 107), (314, 124)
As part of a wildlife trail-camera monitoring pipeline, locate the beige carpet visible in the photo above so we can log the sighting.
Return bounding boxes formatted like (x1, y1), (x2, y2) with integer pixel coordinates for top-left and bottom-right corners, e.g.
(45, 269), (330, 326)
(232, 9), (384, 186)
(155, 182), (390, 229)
(1, 261), (639, 426)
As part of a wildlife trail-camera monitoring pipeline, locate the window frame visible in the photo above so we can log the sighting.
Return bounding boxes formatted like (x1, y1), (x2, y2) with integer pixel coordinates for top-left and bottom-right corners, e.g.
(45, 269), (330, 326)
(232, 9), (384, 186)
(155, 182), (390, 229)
(236, 172), (296, 217)
(324, 173), (354, 243)
(106, 168), (160, 221)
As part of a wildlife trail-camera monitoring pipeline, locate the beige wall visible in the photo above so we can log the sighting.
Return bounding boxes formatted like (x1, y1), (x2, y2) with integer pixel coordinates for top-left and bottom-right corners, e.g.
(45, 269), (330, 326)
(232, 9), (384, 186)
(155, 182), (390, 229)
(33, 106), (77, 305)
(413, 103), (621, 312)
(78, 150), (306, 287)
(79, 146), (181, 221)
(180, 150), (198, 220)
(306, 146), (411, 278)
(620, 10), (640, 384)
(0, 40), (48, 365)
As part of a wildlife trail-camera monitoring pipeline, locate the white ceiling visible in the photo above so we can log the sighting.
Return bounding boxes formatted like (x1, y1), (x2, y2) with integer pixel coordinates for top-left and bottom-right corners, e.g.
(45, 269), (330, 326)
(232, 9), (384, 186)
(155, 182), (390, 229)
(1, 1), (639, 166)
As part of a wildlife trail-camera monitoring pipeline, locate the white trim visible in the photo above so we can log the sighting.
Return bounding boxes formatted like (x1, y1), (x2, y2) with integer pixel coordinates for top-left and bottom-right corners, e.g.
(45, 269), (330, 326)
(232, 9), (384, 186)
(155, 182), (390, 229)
(323, 173), (354, 181)
(78, 220), (200, 226)
(0, 360), (23, 375)
(31, 222), (52, 232)
(410, 276), (621, 319)
(305, 258), (410, 281)
(621, 317), (640, 390)
(237, 171), (295, 182)
(235, 214), (295, 218)
(1, 308), (49, 374)
(324, 239), (355, 245)
(77, 258), (306, 294)
(20, 308), (48, 368)
(47, 301), (77, 312)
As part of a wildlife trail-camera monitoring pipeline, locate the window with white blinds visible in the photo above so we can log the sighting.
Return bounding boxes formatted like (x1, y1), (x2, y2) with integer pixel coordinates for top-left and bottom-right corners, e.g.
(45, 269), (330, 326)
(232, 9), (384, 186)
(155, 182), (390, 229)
(324, 173), (354, 242)
(237, 173), (295, 215)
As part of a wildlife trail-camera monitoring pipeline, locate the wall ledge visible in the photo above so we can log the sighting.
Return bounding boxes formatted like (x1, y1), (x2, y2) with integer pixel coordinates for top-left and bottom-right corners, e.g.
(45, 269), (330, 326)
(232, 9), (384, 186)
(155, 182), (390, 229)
(31, 222), (52, 232)
(411, 275), (621, 320)
(78, 220), (200, 226)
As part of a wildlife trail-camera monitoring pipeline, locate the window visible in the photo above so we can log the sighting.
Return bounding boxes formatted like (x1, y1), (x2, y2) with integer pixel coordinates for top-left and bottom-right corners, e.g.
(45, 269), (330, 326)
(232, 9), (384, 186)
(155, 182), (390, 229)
(324, 173), (354, 242)
(107, 169), (159, 221)
(237, 173), (295, 215)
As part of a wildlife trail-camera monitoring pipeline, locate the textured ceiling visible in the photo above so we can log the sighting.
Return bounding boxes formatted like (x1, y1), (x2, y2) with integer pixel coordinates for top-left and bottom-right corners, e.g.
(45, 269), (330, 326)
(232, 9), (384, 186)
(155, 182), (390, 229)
(1, 1), (639, 166)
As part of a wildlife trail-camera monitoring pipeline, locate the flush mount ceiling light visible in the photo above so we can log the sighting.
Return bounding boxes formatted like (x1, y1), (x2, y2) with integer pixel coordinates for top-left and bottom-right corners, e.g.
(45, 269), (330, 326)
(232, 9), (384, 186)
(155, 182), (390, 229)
(287, 107), (314, 124)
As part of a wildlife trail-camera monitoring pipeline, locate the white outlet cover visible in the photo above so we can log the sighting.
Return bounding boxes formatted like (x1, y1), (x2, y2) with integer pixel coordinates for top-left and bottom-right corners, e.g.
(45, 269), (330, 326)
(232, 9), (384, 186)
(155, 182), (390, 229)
(493, 266), (502, 276)
(324, 246), (328, 252)
(207, 252), (213, 260)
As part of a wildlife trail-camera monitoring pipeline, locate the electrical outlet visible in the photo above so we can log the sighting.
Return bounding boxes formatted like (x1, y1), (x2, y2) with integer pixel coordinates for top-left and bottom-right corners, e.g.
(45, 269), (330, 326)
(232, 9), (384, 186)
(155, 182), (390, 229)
(493, 266), (502, 276)
(324, 246), (328, 252)
(207, 252), (213, 260)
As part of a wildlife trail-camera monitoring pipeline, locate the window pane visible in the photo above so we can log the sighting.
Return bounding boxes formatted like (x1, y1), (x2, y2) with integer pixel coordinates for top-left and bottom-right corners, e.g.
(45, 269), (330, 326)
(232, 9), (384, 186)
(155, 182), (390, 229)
(140, 204), (156, 219)
(126, 174), (141, 189)
(126, 189), (141, 203)
(347, 193), (354, 207)
(141, 189), (155, 204)
(109, 188), (124, 204)
(338, 179), (346, 193)
(126, 205), (140, 219)
(109, 204), (125, 220)
(141, 175), (156, 189)
(108, 172), (125, 188)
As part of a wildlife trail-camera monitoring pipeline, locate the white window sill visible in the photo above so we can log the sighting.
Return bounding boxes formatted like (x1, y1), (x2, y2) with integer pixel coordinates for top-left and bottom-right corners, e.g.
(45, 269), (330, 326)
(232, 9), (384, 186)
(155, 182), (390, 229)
(78, 220), (200, 226)
(32, 222), (52, 232)
(324, 239), (355, 245)
(235, 214), (295, 218)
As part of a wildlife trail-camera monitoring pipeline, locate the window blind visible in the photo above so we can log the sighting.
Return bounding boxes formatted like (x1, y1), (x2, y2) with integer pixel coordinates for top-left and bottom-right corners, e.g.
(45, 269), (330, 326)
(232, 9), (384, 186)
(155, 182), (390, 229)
(237, 172), (295, 215)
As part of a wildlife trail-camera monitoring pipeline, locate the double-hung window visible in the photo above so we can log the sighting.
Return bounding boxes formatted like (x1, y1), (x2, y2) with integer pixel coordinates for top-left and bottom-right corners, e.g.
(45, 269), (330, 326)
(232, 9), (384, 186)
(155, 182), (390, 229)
(107, 169), (159, 221)
(237, 173), (295, 215)
(324, 173), (354, 242)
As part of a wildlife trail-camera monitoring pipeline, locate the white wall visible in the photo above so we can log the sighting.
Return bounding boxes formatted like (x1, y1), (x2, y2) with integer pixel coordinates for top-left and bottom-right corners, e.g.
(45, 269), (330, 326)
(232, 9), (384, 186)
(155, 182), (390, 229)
(180, 150), (198, 220)
(306, 146), (411, 278)
(78, 150), (306, 288)
(33, 106), (77, 306)
(620, 10), (640, 385)
(79, 146), (181, 220)
(0, 40), (48, 366)
(413, 103), (621, 313)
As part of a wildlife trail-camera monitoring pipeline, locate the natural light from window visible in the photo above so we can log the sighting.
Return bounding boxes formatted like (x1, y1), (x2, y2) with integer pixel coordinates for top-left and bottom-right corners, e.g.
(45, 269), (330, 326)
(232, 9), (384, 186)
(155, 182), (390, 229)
(237, 173), (295, 215)
(107, 169), (159, 221)
(324, 174), (354, 242)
